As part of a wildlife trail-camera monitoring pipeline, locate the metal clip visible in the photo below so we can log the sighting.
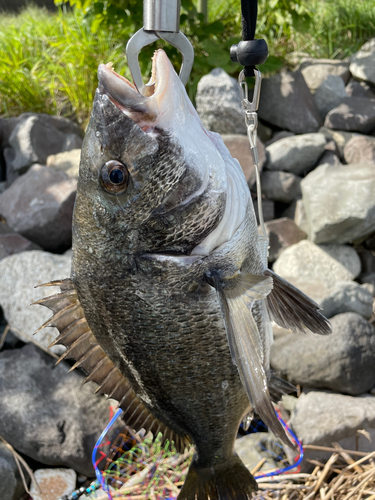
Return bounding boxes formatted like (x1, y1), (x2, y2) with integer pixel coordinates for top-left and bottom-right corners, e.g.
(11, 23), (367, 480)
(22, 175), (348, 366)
(126, 0), (194, 92)
(238, 68), (262, 113)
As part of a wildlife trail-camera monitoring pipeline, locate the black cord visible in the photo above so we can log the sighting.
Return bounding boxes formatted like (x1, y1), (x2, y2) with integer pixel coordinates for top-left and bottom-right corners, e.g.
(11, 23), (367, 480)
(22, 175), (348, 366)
(241, 0), (258, 41)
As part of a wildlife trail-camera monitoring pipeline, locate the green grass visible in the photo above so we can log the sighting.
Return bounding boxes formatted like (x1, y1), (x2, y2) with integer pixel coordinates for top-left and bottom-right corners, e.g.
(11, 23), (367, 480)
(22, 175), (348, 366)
(0, 0), (374, 127)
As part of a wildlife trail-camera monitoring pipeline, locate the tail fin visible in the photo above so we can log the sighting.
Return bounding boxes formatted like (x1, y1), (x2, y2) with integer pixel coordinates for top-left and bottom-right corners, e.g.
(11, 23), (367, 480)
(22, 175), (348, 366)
(178, 453), (257, 500)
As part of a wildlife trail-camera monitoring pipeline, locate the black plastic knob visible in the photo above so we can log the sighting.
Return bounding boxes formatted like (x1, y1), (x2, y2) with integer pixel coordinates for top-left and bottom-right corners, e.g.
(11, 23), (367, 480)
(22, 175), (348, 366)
(230, 39), (268, 67)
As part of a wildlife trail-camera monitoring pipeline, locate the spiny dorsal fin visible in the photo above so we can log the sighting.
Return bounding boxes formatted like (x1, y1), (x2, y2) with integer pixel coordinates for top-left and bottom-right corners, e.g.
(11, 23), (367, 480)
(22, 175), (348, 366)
(33, 279), (189, 453)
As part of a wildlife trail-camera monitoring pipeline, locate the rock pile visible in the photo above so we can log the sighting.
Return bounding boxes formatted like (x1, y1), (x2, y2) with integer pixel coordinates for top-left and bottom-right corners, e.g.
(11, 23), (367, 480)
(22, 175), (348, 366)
(197, 39), (375, 469)
(0, 39), (374, 495)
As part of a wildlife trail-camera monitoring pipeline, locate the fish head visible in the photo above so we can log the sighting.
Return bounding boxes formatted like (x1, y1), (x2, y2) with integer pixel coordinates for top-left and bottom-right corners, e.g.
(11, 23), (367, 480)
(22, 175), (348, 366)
(73, 49), (231, 259)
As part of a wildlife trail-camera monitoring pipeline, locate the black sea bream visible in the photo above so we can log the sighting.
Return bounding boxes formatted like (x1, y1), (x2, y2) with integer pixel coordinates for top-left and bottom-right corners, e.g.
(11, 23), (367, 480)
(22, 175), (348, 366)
(37, 50), (331, 500)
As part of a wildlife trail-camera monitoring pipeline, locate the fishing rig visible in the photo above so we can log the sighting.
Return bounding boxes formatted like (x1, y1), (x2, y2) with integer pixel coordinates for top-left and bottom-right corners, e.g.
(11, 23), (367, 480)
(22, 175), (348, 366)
(61, 1), (301, 499)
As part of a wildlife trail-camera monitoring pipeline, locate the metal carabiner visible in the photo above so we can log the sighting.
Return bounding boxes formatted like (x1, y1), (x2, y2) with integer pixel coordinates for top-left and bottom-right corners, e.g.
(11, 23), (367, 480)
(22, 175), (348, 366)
(126, 0), (194, 92)
(238, 68), (262, 113)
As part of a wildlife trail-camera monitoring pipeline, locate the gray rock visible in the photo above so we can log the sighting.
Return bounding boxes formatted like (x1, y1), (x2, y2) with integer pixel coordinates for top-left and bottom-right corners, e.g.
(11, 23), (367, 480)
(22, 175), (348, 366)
(46, 148), (81, 179)
(320, 281), (373, 319)
(30, 468), (76, 500)
(0, 442), (26, 500)
(235, 432), (283, 472)
(299, 58), (350, 93)
(346, 79), (375, 99)
(258, 71), (322, 134)
(301, 162), (375, 244)
(350, 38), (375, 86)
(314, 75), (347, 118)
(5, 114), (82, 175)
(271, 313), (375, 395)
(221, 135), (266, 190)
(319, 126), (358, 160)
(315, 151), (342, 167)
(273, 240), (361, 285)
(265, 133), (326, 175)
(325, 97), (375, 134)
(261, 171), (302, 203)
(343, 135), (375, 165)
(257, 122), (273, 143)
(0, 222), (40, 261)
(264, 131), (295, 147)
(360, 272), (375, 291)
(357, 249), (375, 274)
(290, 391), (375, 466)
(196, 69), (246, 134)
(253, 198), (274, 223)
(362, 282), (375, 298)
(265, 218), (307, 262)
(293, 198), (310, 234)
(0, 164), (76, 251)
(0, 343), (118, 476)
(0, 250), (71, 349)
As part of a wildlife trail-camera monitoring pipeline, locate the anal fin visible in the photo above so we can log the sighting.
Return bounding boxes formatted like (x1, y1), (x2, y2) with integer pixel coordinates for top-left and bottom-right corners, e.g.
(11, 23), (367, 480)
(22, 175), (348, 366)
(264, 269), (332, 335)
(34, 279), (189, 453)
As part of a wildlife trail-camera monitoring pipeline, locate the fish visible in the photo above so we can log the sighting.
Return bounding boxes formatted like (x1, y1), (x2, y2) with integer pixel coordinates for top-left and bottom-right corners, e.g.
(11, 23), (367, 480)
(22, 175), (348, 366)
(35, 49), (331, 500)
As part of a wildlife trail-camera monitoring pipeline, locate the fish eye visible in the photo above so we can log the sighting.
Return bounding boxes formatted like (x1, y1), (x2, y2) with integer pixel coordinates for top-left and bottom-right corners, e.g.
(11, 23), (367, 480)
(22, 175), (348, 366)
(100, 160), (129, 195)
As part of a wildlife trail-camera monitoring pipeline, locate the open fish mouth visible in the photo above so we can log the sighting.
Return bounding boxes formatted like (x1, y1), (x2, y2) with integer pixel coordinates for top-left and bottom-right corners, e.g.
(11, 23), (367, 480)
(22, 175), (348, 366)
(97, 50), (173, 127)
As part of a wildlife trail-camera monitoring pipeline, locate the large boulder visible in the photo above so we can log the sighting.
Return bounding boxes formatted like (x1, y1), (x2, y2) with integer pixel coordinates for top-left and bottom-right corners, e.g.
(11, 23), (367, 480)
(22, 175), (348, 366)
(221, 135), (266, 190)
(0, 222), (40, 261)
(346, 80), (375, 99)
(319, 127), (358, 160)
(196, 69), (246, 134)
(0, 442), (25, 500)
(349, 38), (375, 86)
(261, 171), (302, 203)
(319, 281), (373, 319)
(301, 162), (375, 244)
(0, 250), (71, 349)
(271, 313), (375, 395)
(3, 113), (82, 180)
(0, 344), (117, 476)
(290, 391), (375, 465)
(273, 240), (361, 285)
(343, 135), (375, 165)
(298, 58), (350, 93)
(324, 97), (375, 134)
(258, 71), (322, 134)
(265, 133), (326, 175)
(0, 164), (76, 251)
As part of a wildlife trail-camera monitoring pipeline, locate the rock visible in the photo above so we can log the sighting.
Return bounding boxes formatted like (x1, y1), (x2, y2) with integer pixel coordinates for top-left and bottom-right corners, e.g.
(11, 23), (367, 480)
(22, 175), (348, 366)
(261, 171), (302, 203)
(265, 133), (326, 175)
(257, 122), (273, 143)
(319, 126), (358, 160)
(293, 199), (310, 234)
(0, 442), (26, 500)
(46, 148), (81, 179)
(346, 80), (375, 99)
(235, 433), (282, 472)
(265, 218), (307, 262)
(325, 97), (375, 134)
(319, 281), (373, 319)
(253, 198), (274, 223)
(265, 131), (295, 147)
(273, 240), (361, 285)
(357, 249), (375, 274)
(301, 162), (375, 244)
(350, 38), (375, 86)
(362, 281), (375, 297)
(258, 71), (322, 134)
(343, 135), (375, 165)
(299, 58), (350, 93)
(271, 313), (375, 395)
(221, 135), (266, 189)
(196, 69), (246, 134)
(0, 222), (40, 260)
(0, 164), (76, 251)
(314, 75), (347, 118)
(315, 151), (342, 167)
(30, 468), (76, 500)
(0, 343), (118, 476)
(290, 391), (375, 465)
(0, 250), (71, 349)
(360, 271), (375, 290)
(5, 114), (82, 176)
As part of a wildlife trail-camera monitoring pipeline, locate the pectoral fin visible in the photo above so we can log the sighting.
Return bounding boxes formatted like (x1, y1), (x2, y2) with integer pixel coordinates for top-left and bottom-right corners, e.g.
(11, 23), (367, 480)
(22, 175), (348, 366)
(264, 269), (332, 335)
(209, 272), (295, 449)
